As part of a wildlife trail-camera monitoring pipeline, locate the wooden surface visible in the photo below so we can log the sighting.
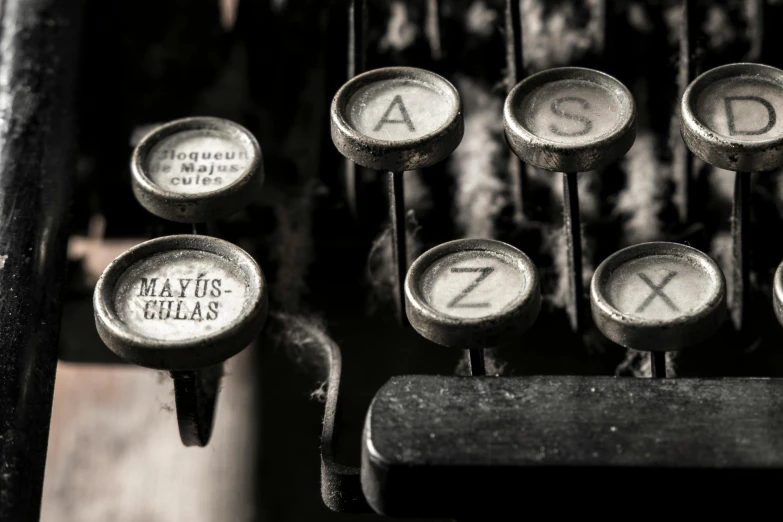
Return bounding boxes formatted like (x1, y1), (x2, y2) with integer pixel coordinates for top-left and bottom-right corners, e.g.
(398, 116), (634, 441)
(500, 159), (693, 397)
(41, 348), (257, 522)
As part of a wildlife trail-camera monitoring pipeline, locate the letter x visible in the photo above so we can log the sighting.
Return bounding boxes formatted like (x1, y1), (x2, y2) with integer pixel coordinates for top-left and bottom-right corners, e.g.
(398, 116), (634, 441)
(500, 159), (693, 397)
(635, 271), (679, 313)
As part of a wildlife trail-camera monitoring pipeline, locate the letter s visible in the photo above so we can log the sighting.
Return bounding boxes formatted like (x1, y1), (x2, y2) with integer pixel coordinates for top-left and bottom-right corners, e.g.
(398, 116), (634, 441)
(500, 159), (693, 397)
(549, 97), (592, 137)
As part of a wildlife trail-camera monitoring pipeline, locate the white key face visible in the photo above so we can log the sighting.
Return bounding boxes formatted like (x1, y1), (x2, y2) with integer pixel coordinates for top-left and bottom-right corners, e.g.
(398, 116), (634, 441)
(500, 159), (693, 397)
(696, 77), (783, 142)
(420, 251), (527, 319)
(113, 250), (248, 342)
(517, 79), (622, 144)
(605, 255), (712, 322)
(347, 79), (454, 141)
(145, 130), (252, 194)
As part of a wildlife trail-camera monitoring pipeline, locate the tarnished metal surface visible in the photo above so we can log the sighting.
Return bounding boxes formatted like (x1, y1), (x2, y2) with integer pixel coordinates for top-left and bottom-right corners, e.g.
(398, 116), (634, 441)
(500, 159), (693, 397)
(94, 234), (267, 370)
(0, 0), (82, 519)
(172, 364), (223, 447)
(591, 242), (726, 352)
(405, 238), (540, 349)
(681, 63), (783, 172)
(363, 374), (783, 517)
(331, 66), (464, 172)
(772, 259), (783, 327)
(504, 66), (636, 172)
(132, 117), (264, 223)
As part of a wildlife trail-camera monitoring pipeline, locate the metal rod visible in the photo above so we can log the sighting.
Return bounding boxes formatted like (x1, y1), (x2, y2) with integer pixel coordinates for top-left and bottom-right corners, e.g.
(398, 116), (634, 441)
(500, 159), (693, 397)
(507, 0), (524, 83)
(388, 171), (408, 325)
(506, 0), (527, 222)
(345, 0), (367, 218)
(192, 222), (208, 235)
(563, 172), (584, 332)
(747, 0), (763, 62)
(594, 0), (606, 55)
(675, 0), (697, 223)
(171, 364), (223, 447)
(0, 0), (82, 518)
(469, 349), (486, 377)
(426, 0), (442, 61)
(348, 0), (366, 78)
(651, 352), (667, 379)
(731, 171), (751, 332)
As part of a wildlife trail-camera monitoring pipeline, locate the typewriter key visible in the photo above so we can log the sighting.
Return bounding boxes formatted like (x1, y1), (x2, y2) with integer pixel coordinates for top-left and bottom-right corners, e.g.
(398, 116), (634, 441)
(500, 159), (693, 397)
(504, 67), (636, 333)
(331, 67), (464, 325)
(681, 63), (783, 332)
(94, 235), (268, 445)
(773, 260), (783, 328)
(132, 117), (264, 223)
(405, 239), (541, 376)
(591, 242), (726, 378)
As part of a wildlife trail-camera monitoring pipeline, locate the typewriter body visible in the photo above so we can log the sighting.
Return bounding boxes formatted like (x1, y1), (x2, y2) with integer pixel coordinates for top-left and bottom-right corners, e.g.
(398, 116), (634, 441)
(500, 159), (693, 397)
(3, 0), (783, 520)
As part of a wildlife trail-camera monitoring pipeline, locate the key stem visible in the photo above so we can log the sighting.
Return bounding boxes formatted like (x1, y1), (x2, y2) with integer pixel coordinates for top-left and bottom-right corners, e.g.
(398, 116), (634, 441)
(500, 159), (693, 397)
(563, 172), (584, 332)
(388, 171), (408, 326)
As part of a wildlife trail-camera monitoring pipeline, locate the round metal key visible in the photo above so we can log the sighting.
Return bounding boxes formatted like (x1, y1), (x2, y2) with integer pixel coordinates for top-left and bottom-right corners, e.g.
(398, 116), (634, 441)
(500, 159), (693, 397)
(331, 66), (464, 172)
(504, 67), (636, 172)
(405, 238), (541, 350)
(681, 63), (783, 172)
(772, 260), (783, 327)
(591, 242), (726, 352)
(132, 117), (264, 223)
(94, 234), (268, 370)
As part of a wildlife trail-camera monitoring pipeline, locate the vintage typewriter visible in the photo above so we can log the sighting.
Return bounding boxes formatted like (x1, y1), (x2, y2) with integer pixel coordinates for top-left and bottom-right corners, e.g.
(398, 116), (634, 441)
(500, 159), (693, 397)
(3, 0), (783, 520)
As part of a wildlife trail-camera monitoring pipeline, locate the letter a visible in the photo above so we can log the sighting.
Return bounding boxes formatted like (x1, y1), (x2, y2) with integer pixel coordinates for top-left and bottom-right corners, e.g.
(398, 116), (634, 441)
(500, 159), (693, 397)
(374, 95), (415, 132)
(724, 96), (776, 136)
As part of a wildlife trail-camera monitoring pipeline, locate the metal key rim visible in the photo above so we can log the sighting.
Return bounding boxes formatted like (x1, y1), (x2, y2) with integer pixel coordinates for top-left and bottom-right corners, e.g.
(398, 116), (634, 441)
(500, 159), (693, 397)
(504, 67), (636, 172)
(681, 63), (783, 172)
(331, 66), (464, 171)
(591, 242), (726, 352)
(772, 260), (783, 327)
(131, 117), (264, 223)
(94, 234), (268, 370)
(405, 238), (541, 349)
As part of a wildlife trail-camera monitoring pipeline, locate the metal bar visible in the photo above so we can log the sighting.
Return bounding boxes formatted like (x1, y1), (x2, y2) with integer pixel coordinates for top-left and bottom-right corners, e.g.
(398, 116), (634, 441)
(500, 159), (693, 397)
(348, 0), (366, 78)
(594, 0), (606, 55)
(0, 0), (82, 518)
(731, 171), (751, 332)
(364, 374), (783, 517)
(388, 171), (408, 326)
(506, 0), (527, 223)
(426, 0), (442, 61)
(747, 0), (763, 61)
(171, 365), (223, 447)
(469, 349), (486, 376)
(306, 314), (370, 513)
(676, 0), (697, 223)
(563, 172), (584, 332)
(651, 352), (666, 379)
(344, 0), (367, 219)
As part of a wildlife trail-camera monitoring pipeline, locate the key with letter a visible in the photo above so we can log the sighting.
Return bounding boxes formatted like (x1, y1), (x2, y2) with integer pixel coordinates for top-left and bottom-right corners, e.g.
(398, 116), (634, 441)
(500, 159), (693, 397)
(331, 67), (464, 326)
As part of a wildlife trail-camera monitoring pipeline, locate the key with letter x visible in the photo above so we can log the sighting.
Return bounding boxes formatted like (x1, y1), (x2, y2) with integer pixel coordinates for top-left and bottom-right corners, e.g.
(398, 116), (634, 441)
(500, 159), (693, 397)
(591, 242), (726, 377)
(331, 67), (464, 326)
(682, 63), (783, 333)
(405, 238), (541, 375)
